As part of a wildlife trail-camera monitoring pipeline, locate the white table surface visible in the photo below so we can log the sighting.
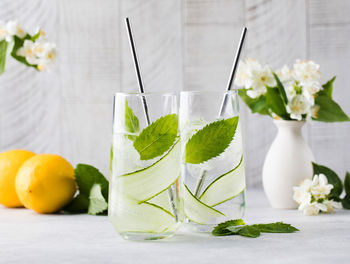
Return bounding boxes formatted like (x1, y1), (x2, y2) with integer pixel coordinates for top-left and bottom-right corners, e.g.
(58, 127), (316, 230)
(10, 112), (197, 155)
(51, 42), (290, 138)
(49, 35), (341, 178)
(1, 189), (349, 264)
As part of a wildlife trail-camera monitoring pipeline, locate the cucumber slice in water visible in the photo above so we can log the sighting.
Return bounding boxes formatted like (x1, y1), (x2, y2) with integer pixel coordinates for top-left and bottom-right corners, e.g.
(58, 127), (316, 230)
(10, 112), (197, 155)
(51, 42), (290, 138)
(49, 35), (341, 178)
(199, 156), (245, 207)
(183, 184), (225, 225)
(109, 195), (175, 234)
(119, 142), (180, 202)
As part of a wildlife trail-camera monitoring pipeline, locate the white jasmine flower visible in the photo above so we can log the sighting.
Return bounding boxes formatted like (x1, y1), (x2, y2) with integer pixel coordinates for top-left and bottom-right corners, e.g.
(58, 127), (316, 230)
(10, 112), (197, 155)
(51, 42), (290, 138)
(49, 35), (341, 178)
(6, 20), (26, 38)
(235, 58), (276, 98)
(323, 200), (342, 213)
(17, 40), (38, 64)
(310, 174), (333, 199)
(36, 42), (57, 71)
(293, 187), (311, 205)
(299, 201), (327, 216)
(0, 21), (12, 42)
(303, 81), (322, 97)
(294, 173), (341, 216)
(277, 65), (294, 83)
(286, 94), (311, 120)
(310, 104), (320, 119)
(293, 60), (321, 87)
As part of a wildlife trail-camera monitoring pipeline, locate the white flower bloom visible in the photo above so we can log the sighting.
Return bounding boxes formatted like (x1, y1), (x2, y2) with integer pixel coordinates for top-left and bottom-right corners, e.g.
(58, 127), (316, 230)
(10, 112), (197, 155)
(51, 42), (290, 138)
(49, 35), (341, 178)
(298, 201), (326, 216)
(293, 178), (313, 204)
(277, 65), (294, 83)
(293, 60), (321, 87)
(0, 21), (12, 42)
(235, 58), (276, 98)
(310, 104), (320, 119)
(293, 187), (311, 205)
(36, 42), (57, 71)
(323, 200), (342, 213)
(6, 20), (26, 38)
(286, 94), (311, 120)
(17, 40), (38, 64)
(303, 81), (322, 97)
(310, 174), (333, 199)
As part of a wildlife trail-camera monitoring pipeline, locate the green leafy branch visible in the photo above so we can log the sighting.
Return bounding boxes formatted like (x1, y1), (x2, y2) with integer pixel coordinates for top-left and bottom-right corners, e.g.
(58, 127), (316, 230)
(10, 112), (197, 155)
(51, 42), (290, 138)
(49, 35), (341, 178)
(239, 74), (349, 122)
(0, 32), (41, 74)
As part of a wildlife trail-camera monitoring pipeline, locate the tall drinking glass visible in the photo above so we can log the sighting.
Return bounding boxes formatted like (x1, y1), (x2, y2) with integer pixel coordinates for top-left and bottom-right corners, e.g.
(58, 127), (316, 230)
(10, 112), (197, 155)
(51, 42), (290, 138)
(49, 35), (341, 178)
(109, 92), (182, 240)
(180, 90), (246, 232)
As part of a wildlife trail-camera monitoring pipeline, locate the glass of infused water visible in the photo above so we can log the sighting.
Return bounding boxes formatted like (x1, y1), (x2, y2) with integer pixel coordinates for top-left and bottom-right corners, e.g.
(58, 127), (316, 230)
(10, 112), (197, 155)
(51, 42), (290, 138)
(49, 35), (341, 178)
(180, 90), (246, 232)
(109, 92), (183, 240)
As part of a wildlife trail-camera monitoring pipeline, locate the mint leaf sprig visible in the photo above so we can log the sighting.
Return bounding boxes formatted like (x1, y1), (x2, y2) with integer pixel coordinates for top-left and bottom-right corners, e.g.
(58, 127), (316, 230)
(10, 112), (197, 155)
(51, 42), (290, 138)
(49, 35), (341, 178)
(133, 114), (178, 160)
(212, 219), (299, 238)
(185, 117), (239, 164)
(63, 164), (109, 215)
(312, 162), (350, 209)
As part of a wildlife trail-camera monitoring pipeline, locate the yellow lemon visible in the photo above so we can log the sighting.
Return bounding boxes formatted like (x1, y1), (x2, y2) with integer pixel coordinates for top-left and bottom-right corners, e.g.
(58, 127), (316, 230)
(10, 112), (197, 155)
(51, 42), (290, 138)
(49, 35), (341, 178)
(15, 154), (77, 214)
(0, 150), (36, 207)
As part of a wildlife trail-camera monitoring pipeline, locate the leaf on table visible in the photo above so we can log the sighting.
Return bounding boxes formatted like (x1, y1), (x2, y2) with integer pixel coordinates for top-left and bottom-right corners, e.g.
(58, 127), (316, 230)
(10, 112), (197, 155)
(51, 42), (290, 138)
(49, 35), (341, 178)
(313, 92), (350, 122)
(312, 162), (343, 198)
(62, 194), (89, 214)
(238, 89), (269, 115)
(185, 117), (239, 164)
(212, 220), (298, 238)
(236, 226), (261, 238)
(266, 86), (290, 120)
(125, 100), (140, 141)
(88, 184), (108, 215)
(63, 164), (109, 215)
(133, 114), (178, 160)
(251, 222), (299, 233)
(212, 219), (245, 236)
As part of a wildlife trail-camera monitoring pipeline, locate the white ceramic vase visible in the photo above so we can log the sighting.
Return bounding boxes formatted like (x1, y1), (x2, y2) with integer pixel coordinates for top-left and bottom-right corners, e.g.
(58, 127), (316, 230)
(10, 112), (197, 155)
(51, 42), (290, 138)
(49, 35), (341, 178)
(262, 120), (315, 209)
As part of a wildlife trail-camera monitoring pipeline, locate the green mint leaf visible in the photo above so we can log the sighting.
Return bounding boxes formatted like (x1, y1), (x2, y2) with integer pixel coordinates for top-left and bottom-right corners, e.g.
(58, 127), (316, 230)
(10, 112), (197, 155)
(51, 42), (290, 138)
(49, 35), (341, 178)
(237, 226), (261, 238)
(322, 76), (336, 99)
(313, 93), (350, 122)
(238, 89), (269, 115)
(133, 114), (178, 160)
(125, 100), (140, 141)
(252, 222), (299, 233)
(312, 162), (343, 198)
(341, 194), (350, 209)
(88, 184), (108, 215)
(212, 220), (298, 238)
(64, 164), (109, 214)
(212, 219), (245, 236)
(10, 35), (38, 69)
(344, 172), (350, 195)
(62, 194), (89, 214)
(185, 117), (239, 164)
(0, 40), (9, 74)
(272, 72), (288, 104)
(266, 86), (290, 120)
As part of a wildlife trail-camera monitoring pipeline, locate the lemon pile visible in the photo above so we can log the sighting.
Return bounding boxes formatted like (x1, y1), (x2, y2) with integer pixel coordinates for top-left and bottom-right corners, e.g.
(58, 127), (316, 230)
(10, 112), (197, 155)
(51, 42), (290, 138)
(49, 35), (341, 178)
(0, 150), (77, 213)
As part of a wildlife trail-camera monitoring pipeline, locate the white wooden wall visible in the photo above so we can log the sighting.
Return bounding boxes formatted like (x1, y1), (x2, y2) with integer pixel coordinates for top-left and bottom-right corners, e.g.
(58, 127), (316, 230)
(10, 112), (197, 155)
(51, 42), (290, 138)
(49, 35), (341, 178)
(0, 0), (349, 187)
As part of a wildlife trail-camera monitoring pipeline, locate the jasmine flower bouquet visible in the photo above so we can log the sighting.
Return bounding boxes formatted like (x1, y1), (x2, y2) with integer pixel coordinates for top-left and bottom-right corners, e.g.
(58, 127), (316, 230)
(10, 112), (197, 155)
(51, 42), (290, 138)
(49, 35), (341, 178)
(0, 20), (56, 74)
(235, 58), (349, 122)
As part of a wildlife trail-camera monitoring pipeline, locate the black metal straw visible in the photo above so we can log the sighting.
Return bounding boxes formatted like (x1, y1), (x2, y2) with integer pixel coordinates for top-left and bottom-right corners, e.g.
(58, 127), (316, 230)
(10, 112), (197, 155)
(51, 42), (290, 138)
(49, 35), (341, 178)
(125, 17), (150, 125)
(125, 17), (178, 221)
(194, 27), (248, 198)
(218, 27), (248, 117)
